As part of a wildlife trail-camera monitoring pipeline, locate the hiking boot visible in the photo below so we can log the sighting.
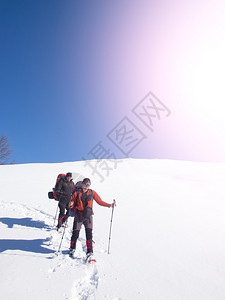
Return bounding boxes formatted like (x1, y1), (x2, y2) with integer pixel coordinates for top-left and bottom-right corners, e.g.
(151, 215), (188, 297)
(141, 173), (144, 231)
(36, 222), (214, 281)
(87, 249), (93, 255)
(56, 223), (61, 230)
(69, 248), (75, 258)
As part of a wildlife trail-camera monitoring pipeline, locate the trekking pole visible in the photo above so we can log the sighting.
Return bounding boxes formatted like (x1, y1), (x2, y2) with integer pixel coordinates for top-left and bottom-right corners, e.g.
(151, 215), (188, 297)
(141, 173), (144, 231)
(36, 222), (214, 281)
(53, 205), (58, 227)
(57, 219), (68, 253)
(107, 199), (116, 254)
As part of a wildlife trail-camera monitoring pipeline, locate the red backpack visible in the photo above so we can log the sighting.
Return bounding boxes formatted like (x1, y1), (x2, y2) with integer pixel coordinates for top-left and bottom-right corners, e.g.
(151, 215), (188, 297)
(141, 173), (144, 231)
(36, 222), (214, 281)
(54, 174), (66, 192)
(48, 173), (66, 200)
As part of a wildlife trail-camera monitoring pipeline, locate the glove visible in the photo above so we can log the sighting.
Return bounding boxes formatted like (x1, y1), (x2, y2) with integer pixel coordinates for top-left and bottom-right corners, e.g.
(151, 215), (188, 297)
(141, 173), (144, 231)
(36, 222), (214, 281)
(111, 200), (116, 208)
(69, 200), (74, 208)
(53, 192), (58, 199)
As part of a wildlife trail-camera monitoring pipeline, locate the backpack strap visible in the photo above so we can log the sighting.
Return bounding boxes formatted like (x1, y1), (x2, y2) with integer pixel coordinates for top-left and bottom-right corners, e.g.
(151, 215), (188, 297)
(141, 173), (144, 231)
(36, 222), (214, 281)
(89, 189), (94, 199)
(74, 189), (94, 210)
(74, 190), (81, 208)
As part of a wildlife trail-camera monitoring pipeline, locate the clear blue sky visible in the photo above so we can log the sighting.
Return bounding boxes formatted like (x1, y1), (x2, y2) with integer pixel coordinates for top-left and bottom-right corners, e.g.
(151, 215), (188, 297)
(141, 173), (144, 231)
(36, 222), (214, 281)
(1, 0), (225, 164)
(1, 0), (116, 163)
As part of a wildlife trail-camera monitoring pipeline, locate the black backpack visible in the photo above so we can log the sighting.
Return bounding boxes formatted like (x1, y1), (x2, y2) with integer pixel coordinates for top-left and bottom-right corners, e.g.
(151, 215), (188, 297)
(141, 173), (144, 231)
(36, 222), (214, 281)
(73, 180), (83, 194)
(73, 180), (94, 197)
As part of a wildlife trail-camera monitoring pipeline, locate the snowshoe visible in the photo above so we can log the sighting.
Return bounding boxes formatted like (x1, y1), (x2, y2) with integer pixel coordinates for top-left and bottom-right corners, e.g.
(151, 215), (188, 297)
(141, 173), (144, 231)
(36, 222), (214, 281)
(86, 252), (96, 264)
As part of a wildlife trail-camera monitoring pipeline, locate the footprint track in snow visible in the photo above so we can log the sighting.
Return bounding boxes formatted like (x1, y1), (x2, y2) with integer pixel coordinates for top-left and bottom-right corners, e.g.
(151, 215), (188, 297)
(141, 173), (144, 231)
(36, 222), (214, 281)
(71, 263), (99, 300)
(1, 200), (101, 299)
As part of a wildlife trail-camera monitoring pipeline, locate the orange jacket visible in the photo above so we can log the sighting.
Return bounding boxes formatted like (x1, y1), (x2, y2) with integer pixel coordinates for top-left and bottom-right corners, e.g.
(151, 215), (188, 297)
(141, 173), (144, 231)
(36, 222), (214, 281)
(71, 189), (110, 212)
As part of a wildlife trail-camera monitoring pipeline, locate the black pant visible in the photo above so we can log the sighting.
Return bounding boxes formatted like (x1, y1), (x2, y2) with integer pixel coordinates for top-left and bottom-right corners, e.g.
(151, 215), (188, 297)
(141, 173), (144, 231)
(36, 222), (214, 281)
(58, 201), (70, 219)
(70, 213), (93, 250)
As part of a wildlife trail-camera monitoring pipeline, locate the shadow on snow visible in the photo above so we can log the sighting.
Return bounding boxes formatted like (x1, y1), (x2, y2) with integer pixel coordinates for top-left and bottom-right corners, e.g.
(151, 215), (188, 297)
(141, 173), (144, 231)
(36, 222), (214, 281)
(0, 217), (54, 256)
(0, 217), (50, 230)
(0, 238), (55, 255)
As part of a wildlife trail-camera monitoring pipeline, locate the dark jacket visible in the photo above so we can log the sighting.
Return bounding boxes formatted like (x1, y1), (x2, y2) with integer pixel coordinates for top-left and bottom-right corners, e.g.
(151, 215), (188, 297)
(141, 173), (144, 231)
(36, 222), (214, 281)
(56, 177), (74, 204)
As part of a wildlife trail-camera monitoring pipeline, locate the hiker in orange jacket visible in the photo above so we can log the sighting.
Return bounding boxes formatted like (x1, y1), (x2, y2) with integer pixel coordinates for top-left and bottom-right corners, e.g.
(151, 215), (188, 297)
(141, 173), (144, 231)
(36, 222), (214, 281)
(68, 177), (115, 258)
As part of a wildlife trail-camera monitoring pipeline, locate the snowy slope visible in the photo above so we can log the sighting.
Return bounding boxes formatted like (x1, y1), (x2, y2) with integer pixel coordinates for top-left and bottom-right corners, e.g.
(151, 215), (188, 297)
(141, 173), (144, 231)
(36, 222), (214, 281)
(1, 159), (225, 300)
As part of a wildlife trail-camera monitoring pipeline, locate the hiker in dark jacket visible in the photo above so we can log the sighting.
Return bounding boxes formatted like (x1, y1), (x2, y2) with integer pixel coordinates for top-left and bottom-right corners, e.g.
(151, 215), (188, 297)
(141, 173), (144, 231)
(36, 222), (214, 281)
(68, 177), (115, 257)
(56, 172), (74, 229)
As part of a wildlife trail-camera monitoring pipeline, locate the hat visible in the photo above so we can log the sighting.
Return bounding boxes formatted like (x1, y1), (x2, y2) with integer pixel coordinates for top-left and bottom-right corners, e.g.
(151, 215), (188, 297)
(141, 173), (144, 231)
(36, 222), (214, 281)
(82, 178), (91, 185)
(66, 172), (72, 178)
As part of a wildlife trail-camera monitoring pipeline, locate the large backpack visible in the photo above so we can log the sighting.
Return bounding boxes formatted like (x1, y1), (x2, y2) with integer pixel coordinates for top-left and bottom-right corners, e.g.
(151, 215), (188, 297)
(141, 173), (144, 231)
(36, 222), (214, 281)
(48, 173), (66, 200)
(54, 173), (66, 193)
(73, 180), (83, 194)
(68, 181), (83, 216)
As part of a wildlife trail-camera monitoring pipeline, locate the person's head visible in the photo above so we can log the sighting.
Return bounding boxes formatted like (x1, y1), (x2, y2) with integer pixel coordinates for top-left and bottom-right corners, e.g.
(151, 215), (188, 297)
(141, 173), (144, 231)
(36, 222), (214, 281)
(65, 172), (72, 181)
(82, 178), (91, 191)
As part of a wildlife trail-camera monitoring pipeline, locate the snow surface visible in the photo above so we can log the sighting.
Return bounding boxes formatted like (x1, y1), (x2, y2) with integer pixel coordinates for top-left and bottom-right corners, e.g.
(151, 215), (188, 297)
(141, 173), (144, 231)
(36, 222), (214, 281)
(1, 158), (225, 300)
